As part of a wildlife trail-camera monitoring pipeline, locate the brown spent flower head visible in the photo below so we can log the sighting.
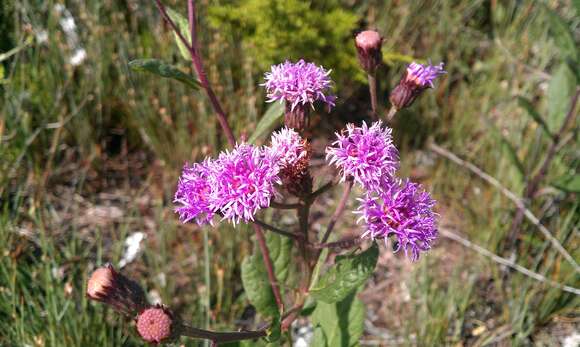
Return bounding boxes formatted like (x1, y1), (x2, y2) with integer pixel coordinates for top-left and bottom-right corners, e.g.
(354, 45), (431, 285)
(281, 141), (313, 198)
(136, 305), (176, 344)
(355, 30), (383, 73)
(86, 264), (148, 316)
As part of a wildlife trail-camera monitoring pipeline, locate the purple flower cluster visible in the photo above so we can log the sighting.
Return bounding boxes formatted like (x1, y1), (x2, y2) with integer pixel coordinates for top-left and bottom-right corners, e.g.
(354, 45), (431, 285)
(175, 143), (281, 226)
(262, 59), (336, 111)
(356, 179), (438, 261)
(326, 121), (399, 189)
(210, 144), (281, 225)
(405, 61), (446, 88)
(326, 120), (437, 260)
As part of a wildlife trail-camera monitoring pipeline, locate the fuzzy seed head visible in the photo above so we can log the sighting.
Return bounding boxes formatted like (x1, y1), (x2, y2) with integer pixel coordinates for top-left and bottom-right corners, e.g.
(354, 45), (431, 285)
(136, 307), (173, 344)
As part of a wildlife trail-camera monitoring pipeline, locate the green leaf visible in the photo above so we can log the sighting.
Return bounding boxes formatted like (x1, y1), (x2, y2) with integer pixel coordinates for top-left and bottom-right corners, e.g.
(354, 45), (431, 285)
(240, 232), (292, 317)
(241, 255), (278, 317)
(128, 59), (201, 90)
(166, 7), (192, 60)
(248, 102), (285, 144)
(311, 291), (365, 347)
(265, 230), (292, 283)
(310, 243), (378, 304)
(517, 96), (552, 138)
(547, 64), (576, 133)
(543, 5), (578, 62)
(552, 175), (580, 193)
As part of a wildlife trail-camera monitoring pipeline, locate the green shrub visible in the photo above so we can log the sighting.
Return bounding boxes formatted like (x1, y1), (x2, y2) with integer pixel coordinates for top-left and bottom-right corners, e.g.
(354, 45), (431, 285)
(208, 0), (360, 83)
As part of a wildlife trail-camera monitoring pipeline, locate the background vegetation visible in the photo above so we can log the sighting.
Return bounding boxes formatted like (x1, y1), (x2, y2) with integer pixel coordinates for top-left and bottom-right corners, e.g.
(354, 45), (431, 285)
(1, 0), (578, 346)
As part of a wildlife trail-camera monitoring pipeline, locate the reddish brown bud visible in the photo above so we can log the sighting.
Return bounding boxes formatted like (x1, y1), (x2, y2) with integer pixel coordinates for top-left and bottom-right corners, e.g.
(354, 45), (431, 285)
(280, 141), (313, 198)
(389, 81), (420, 111)
(86, 264), (147, 316)
(355, 30), (383, 73)
(284, 102), (310, 132)
(136, 305), (176, 344)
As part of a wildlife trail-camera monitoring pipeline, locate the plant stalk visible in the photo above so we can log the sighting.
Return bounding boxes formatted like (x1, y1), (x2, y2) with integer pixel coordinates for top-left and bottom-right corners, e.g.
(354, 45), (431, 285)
(320, 179), (353, 244)
(179, 324), (267, 344)
(154, 0), (236, 146)
(253, 224), (284, 313)
(368, 73), (378, 119)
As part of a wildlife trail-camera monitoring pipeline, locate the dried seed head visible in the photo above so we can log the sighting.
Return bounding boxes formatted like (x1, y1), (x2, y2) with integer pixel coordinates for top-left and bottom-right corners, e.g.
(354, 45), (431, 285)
(136, 306), (175, 344)
(87, 266), (115, 300)
(355, 30), (383, 73)
(86, 264), (148, 316)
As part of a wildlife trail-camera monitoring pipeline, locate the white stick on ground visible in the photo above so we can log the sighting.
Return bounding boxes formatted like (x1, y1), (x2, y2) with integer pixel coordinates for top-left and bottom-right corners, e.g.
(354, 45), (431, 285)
(440, 228), (580, 295)
(429, 142), (579, 273)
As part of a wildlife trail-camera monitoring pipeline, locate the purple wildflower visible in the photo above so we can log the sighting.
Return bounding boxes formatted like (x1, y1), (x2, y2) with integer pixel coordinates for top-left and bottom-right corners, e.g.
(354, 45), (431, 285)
(262, 59), (336, 112)
(209, 143), (281, 225)
(174, 160), (215, 226)
(356, 179), (438, 261)
(268, 127), (308, 168)
(405, 61), (446, 88)
(326, 121), (399, 189)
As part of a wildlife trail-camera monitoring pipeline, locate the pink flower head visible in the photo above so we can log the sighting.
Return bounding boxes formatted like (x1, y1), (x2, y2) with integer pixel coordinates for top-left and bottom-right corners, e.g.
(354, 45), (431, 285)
(326, 121), (399, 189)
(262, 59), (336, 112)
(209, 143), (281, 225)
(136, 306), (174, 344)
(174, 160), (216, 226)
(356, 179), (438, 261)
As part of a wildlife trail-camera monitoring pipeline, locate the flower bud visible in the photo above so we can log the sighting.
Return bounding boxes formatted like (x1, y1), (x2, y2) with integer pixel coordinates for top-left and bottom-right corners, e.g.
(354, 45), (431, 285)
(355, 30), (383, 73)
(389, 62), (445, 110)
(136, 305), (177, 344)
(87, 264), (147, 316)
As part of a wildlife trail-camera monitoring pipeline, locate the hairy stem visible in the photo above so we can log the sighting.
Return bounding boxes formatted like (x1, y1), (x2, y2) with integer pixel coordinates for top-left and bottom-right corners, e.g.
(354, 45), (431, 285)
(368, 73), (378, 119)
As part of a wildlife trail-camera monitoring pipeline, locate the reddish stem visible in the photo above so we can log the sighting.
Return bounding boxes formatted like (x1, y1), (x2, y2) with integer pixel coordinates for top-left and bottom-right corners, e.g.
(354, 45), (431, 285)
(320, 179), (353, 244)
(253, 224), (284, 313)
(154, 0), (236, 147)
